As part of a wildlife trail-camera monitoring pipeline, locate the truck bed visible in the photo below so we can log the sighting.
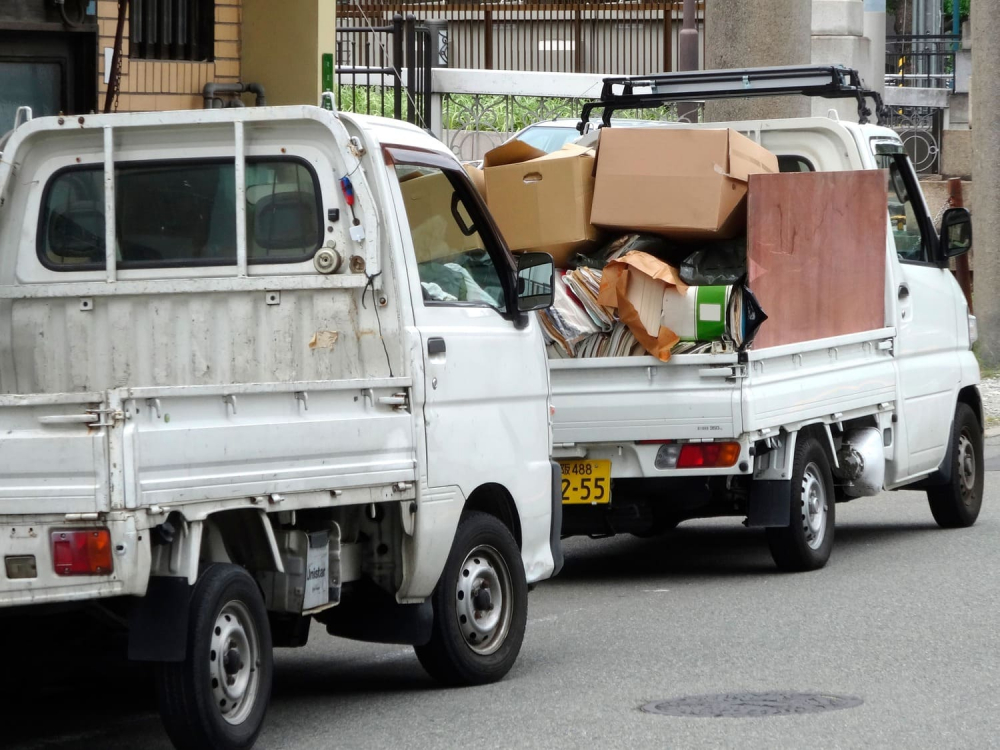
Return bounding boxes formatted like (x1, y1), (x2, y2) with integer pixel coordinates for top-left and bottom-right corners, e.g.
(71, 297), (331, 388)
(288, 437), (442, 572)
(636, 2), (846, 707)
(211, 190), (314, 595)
(550, 328), (897, 460)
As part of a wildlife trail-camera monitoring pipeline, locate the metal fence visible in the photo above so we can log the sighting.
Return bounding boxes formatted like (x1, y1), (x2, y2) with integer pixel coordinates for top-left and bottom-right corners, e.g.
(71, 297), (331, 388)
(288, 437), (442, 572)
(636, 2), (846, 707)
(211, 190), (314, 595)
(884, 34), (959, 89)
(335, 1), (705, 76)
(335, 14), (433, 127)
(884, 105), (943, 174)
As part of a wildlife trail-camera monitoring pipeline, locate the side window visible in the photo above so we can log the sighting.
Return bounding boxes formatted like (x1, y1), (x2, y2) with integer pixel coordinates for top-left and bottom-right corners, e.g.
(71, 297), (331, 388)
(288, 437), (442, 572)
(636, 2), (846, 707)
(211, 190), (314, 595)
(777, 155), (815, 173)
(39, 158), (322, 270)
(395, 165), (506, 311)
(872, 142), (930, 263)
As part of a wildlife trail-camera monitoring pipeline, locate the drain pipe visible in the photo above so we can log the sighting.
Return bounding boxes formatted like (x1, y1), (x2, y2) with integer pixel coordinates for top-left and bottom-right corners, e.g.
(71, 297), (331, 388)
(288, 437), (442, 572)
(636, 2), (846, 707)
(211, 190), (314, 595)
(203, 83), (267, 109)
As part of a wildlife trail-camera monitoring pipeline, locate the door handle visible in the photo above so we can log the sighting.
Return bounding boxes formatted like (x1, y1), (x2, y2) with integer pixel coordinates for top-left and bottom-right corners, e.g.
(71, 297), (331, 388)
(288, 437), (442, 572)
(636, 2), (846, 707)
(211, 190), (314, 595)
(428, 337), (446, 355)
(898, 283), (910, 301)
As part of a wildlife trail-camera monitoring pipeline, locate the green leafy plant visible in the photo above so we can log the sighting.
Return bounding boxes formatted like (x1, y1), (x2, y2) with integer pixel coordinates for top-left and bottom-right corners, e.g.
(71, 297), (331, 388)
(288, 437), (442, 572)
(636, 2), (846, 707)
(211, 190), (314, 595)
(944, 0), (971, 21)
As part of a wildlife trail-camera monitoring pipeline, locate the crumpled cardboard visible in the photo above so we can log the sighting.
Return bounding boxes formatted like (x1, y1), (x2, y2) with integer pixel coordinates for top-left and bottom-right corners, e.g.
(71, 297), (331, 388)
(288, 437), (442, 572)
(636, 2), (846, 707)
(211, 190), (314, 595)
(597, 251), (688, 361)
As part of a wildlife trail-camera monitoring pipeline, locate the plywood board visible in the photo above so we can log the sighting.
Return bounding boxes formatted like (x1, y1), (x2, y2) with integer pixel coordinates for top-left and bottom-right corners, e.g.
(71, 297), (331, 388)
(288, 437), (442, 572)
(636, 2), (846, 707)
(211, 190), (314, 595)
(747, 170), (887, 349)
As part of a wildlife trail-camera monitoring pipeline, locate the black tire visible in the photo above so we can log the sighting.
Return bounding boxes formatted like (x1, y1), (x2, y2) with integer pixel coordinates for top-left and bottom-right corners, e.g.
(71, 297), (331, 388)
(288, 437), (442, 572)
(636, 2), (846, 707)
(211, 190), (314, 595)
(927, 403), (984, 528)
(155, 564), (273, 750)
(766, 435), (836, 572)
(414, 511), (527, 686)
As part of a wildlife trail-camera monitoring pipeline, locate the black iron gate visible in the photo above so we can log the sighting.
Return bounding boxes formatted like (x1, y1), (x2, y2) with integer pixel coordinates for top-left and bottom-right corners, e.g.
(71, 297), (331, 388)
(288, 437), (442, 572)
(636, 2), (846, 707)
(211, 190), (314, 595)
(335, 14), (433, 128)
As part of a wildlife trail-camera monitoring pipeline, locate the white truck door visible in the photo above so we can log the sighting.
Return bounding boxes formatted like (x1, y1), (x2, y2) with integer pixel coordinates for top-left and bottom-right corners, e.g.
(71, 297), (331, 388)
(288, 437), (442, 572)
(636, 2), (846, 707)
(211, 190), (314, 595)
(881, 151), (962, 481)
(388, 152), (552, 515)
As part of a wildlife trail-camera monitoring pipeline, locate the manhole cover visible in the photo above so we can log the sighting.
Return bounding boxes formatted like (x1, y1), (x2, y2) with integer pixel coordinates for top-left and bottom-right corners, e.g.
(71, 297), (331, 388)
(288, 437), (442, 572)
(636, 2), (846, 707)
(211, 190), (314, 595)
(641, 692), (863, 718)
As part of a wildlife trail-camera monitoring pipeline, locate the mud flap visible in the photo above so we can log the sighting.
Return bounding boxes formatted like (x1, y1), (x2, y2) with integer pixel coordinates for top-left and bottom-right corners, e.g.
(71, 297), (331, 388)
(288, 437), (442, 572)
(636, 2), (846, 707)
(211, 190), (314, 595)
(128, 576), (192, 662)
(748, 480), (791, 527)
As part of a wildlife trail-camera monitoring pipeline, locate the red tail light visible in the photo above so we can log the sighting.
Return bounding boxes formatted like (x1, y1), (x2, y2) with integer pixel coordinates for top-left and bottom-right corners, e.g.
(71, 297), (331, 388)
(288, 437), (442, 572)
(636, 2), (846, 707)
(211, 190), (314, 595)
(676, 442), (741, 469)
(51, 529), (113, 576)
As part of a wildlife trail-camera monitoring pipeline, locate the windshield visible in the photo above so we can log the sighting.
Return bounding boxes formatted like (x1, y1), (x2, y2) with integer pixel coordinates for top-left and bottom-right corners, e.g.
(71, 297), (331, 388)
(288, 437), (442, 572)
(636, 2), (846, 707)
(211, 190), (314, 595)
(514, 125), (580, 153)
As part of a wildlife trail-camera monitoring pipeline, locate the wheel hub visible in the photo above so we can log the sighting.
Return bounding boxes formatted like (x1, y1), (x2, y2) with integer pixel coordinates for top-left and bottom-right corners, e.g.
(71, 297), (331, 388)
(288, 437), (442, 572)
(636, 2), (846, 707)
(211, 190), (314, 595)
(958, 433), (976, 504)
(455, 545), (513, 656)
(209, 601), (261, 726)
(800, 462), (828, 551)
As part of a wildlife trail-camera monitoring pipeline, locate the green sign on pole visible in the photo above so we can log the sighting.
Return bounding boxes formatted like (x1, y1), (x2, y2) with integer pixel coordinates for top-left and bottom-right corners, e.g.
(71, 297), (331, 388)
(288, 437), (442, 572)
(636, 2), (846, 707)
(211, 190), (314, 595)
(321, 53), (334, 109)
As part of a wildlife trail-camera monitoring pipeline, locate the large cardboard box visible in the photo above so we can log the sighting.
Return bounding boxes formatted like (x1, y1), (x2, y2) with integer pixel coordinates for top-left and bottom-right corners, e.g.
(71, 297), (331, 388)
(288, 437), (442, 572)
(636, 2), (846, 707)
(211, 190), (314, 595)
(483, 140), (601, 265)
(591, 128), (778, 239)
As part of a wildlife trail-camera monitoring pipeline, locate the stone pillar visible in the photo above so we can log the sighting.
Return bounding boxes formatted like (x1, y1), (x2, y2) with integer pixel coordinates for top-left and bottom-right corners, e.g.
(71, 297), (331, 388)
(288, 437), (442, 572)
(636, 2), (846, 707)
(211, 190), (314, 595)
(704, 0), (812, 121)
(863, 0), (886, 99)
(972, 0), (1000, 365)
(811, 0), (869, 121)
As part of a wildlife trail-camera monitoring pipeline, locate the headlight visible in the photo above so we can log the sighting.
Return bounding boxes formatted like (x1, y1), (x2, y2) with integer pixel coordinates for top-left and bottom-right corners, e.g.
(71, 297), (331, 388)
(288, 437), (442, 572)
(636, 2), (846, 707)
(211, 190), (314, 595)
(969, 314), (978, 348)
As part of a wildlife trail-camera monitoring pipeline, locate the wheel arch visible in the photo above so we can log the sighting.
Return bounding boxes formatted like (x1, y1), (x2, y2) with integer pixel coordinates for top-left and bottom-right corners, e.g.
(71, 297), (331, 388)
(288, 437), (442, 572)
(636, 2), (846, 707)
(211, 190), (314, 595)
(464, 483), (522, 550)
(958, 385), (983, 430)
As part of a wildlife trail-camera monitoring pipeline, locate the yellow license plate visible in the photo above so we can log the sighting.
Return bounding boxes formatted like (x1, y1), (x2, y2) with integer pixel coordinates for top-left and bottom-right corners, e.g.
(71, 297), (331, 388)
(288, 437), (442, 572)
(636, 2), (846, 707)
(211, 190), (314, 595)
(559, 460), (611, 505)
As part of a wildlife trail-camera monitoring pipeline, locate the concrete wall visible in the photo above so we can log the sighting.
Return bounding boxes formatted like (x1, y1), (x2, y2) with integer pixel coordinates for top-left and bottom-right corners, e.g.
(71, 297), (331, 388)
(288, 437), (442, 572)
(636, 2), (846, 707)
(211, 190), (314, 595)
(97, 0), (243, 112)
(242, 0), (336, 106)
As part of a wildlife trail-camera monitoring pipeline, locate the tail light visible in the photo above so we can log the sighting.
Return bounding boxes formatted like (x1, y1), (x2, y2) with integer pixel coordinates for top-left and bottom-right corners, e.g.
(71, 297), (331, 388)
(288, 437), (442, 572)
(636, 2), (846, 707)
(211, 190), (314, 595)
(51, 529), (113, 576)
(653, 441), (741, 470)
(677, 442), (741, 468)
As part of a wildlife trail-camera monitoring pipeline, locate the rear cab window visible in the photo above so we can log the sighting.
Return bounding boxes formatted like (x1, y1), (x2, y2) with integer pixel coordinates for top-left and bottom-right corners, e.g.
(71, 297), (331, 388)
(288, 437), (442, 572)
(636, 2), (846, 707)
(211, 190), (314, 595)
(39, 158), (322, 270)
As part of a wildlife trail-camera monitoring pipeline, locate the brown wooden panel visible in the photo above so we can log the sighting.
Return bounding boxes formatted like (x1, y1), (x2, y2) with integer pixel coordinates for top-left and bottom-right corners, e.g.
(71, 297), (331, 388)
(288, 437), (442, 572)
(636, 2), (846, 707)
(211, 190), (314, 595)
(747, 170), (887, 349)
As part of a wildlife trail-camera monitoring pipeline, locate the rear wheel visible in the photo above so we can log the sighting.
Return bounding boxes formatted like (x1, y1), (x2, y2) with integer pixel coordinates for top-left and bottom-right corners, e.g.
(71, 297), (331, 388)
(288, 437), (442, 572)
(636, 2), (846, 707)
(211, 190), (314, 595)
(766, 435), (836, 572)
(155, 564), (272, 750)
(927, 403), (983, 528)
(414, 511), (527, 686)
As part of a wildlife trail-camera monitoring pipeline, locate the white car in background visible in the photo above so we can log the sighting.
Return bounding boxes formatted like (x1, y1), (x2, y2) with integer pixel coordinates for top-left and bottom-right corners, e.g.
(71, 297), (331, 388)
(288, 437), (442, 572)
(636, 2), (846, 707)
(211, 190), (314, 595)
(464, 116), (675, 167)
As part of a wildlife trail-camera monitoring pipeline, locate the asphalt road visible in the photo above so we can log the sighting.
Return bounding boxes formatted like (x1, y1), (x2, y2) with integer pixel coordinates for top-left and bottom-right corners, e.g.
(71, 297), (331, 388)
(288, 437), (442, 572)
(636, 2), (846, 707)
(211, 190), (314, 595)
(8, 438), (1000, 750)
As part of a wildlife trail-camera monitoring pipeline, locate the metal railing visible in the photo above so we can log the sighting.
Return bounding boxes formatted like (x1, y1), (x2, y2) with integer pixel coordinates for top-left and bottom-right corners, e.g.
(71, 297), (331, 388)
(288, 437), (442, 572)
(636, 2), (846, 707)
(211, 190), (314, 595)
(885, 34), (959, 89)
(335, 1), (705, 76)
(335, 14), (433, 128)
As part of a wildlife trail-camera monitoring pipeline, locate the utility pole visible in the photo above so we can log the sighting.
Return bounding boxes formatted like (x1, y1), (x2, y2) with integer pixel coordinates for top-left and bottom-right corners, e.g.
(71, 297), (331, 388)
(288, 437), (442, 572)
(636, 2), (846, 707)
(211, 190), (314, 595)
(704, 0), (812, 121)
(972, 0), (1000, 365)
(676, 0), (699, 122)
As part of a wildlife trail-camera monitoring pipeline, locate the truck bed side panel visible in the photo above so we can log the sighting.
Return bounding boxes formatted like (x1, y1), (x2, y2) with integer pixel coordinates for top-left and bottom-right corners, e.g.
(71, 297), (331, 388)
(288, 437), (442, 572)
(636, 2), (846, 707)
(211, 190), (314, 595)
(550, 354), (743, 444)
(743, 329), (897, 433)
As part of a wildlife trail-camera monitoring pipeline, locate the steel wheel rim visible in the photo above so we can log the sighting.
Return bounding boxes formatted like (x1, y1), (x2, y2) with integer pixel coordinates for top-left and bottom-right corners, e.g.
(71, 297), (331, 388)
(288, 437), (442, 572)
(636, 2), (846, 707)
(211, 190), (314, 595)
(800, 462), (828, 551)
(958, 432), (977, 506)
(209, 600), (261, 726)
(455, 544), (513, 656)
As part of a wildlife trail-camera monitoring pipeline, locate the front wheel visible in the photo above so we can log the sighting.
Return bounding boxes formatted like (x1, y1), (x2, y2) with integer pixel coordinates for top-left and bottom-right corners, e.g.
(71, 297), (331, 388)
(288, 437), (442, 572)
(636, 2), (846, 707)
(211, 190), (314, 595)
(927, 403), (984, 528)
(765, 435), (836, 572)
(155, 564), (273, 750)
(414, 511), (527, 686)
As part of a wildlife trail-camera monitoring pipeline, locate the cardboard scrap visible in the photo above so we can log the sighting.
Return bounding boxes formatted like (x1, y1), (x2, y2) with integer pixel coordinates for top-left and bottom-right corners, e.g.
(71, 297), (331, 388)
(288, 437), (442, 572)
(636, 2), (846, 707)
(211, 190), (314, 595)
(597, 251), (689, 361)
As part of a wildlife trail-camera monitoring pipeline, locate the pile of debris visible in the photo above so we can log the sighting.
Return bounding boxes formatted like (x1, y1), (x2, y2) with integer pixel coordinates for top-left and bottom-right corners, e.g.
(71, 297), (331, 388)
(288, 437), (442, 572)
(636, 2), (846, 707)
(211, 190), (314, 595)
(466, 127), (778, 361)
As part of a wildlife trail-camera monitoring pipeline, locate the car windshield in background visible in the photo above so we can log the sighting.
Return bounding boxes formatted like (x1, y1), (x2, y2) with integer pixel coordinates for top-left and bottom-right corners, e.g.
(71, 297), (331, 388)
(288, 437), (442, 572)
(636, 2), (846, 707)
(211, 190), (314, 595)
(516, 125), (581, 153)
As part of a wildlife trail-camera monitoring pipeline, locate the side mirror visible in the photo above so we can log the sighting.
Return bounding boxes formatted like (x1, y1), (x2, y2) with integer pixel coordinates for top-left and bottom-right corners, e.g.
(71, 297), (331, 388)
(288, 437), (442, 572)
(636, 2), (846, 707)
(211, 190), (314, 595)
(516, 252), (554, 312)
(940, 207), (973, 258)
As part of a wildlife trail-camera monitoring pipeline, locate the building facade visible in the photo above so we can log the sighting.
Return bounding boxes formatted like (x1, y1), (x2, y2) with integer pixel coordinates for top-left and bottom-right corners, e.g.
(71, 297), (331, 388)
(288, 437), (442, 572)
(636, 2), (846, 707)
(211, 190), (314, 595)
(0, 0), (335, 126)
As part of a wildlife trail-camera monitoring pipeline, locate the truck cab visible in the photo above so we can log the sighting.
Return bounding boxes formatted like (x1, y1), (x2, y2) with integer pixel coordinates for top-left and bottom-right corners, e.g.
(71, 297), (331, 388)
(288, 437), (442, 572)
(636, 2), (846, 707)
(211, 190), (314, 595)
(0, 105), (559, 750)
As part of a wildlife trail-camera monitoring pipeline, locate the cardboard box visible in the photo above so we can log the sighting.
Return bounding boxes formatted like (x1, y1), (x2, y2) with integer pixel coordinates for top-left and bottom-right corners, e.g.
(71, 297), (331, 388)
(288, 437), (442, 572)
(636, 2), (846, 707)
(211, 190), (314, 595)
(591, 128), (778, 239)
(399, 170), (482, 263)
(483, 140), (601, 266)
(463, 163), (487, 200)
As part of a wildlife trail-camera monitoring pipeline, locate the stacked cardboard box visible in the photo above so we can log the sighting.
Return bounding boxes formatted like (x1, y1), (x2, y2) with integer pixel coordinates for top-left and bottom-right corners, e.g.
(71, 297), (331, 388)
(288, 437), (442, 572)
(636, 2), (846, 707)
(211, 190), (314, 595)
(466, 127), (778, 361)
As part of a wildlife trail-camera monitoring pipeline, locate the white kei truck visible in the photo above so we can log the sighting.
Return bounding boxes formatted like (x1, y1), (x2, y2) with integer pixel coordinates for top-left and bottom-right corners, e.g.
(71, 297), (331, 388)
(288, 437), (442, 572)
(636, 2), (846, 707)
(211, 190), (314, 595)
(554, 66), (983, 571)
(0, 104), (561, 749)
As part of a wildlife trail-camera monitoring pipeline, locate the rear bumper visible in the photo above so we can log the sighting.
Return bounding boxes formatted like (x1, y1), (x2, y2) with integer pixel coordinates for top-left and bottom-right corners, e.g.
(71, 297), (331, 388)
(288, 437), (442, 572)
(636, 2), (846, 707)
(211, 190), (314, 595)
(0, 517), (148, 609)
